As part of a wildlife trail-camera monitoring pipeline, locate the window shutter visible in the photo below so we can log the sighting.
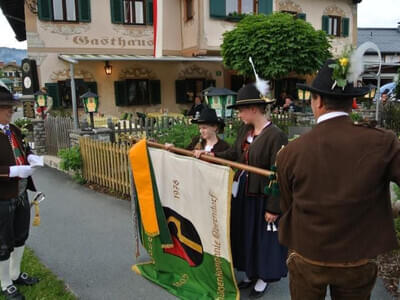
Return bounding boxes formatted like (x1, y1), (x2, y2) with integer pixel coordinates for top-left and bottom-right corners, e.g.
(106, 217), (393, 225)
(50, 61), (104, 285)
(114, 81), (127, 106)
(209, 0), (226, 18)
(147, 0), (153, 25)
(322, 15), (329, 33)
(175, 80), (188, 103)
(341, 17), (350, 37)
(110, 0), (124, 24)
(45, 82), (60, 108)
(85, 81), (97, 94)
(149, 80), (161, 105)
(297, 13), (306, 21)
(78, 0), (91, 22)
(258, 0), (273, 15)
(38, 0), (53, 21)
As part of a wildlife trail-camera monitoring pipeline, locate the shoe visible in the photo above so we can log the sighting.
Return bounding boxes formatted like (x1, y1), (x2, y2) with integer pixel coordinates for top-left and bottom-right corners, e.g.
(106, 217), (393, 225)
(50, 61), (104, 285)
(2, 285), (25, 300)
(13, 272), (39, 286)
(237, 280), (254, 289)
(249, 283), (269, 299)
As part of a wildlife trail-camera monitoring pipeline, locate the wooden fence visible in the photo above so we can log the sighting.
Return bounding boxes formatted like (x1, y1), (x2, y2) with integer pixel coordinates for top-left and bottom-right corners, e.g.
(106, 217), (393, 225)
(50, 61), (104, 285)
(111, 116), (190, 143)
(44, 116), (73, 155)
(79, 137), (131, 196)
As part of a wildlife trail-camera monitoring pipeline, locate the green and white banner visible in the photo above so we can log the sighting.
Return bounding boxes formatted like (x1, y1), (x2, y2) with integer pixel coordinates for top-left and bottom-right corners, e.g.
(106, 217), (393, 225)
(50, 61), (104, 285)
(130, 140), (238, 299)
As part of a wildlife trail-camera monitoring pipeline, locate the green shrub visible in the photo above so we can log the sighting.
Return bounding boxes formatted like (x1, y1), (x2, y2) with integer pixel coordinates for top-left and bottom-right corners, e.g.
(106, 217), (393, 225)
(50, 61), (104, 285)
(58, 146), (86, 184)
(155, 123), (199, 148)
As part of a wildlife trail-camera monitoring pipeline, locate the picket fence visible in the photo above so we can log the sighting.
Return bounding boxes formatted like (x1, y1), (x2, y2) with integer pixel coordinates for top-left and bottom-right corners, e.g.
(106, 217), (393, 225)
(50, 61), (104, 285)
(44, 116), (73, 155)
(79, 137), (131, 196)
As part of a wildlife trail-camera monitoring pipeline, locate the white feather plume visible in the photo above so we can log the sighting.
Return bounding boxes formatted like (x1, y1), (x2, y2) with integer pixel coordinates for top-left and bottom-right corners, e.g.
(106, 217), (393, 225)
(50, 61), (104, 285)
(0, 79), (10, 92)
(248, 57), (270, 96)
(347, 42), (381, 84)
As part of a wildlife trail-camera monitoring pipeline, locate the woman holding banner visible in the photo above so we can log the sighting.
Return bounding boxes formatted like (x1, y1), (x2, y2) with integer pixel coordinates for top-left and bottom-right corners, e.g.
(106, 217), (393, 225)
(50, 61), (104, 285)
(166, 108), (230, 153)
(195, 83), (288, 298)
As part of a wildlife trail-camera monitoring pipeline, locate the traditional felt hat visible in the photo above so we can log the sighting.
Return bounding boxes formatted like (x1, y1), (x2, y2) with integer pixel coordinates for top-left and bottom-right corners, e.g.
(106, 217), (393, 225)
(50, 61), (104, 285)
(296, 59), (370, 98)
(227, 83), (275, 109)
(0, 81), (20, 106)
(191, 108), (225, 128)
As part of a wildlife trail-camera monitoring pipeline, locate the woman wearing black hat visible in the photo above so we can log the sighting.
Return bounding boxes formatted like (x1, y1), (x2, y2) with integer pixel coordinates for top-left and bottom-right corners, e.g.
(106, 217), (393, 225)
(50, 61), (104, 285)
(166, 108), (230, 153)
(195, 84), (288, 298)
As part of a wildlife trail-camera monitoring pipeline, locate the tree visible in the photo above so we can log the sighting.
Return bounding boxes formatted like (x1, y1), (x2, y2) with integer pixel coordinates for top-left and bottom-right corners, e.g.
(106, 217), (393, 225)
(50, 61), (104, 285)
(221, 13), (331, 80)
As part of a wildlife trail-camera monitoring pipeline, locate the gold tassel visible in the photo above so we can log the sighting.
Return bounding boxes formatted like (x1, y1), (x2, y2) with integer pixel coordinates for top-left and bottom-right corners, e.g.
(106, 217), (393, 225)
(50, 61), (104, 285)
(32, 201), (40, 227)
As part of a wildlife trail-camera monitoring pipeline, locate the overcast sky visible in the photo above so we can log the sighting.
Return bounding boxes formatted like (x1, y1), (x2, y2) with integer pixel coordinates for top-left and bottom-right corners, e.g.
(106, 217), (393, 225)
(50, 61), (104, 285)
(0, 0), (399, 49)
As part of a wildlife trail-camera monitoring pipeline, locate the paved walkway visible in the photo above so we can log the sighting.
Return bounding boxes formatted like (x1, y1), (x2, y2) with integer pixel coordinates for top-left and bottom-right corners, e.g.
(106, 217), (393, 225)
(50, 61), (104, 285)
(27, 167), (393, 300)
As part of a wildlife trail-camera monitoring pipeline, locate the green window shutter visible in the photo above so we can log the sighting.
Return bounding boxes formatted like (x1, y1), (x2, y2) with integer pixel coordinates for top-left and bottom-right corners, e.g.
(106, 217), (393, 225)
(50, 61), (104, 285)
(258, 0), (273, 15)
(147, 0), (153, 25)
(149, 80), (161, 105)
(175, 80), (187, 103)
(297, 13), (306, 21)
(341, 17), (350, 37)
(322, 15), (329, 33)
(78, 0), (91, 22)
(38, 0), (53, 21)
(45, 82), (60, 108)
(110, 0), (124, 24)
(85, 81), (97, 94)
(209, 0), (226, 18)
(114, 81), (127, 106)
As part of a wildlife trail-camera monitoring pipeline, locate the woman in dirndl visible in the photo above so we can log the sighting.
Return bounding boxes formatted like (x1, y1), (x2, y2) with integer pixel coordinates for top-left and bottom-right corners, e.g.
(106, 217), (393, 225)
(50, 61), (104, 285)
(196, 83), (288, 298)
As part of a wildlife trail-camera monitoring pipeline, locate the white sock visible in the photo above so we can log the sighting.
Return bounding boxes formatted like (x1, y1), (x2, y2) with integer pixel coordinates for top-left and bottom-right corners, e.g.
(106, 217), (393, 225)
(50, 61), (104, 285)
(0, 260), (12, 291)
(254, 279), (267, 292)
(10, 246), (24, 281)
(243, 273), (251, 283)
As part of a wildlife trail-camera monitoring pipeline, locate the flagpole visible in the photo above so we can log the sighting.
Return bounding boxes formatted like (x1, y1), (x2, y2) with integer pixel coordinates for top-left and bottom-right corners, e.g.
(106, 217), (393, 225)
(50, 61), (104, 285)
(130, 138), (274, 177)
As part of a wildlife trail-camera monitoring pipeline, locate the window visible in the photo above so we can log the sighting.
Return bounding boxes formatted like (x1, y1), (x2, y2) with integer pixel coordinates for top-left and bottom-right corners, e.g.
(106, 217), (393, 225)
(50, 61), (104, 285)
(52, 0), (78, 21)
(210, 0), (272, 18)
(46, 80), (97, 108)
(122, 0), (145, 24)
(185, 0), (193, 20)
(38, 0), (91, 22)
(281, 10), (306, 20)
(322, 15), (349, 37)
(114, 79), (161, 106)
(226, 0), (255, 15)
(175, 79), (215, 103)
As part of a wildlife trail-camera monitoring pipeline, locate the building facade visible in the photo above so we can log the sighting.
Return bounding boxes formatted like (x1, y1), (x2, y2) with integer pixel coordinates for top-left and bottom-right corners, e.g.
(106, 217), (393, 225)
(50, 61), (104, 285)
(24, 0), (361, 116)
(0, 62), (22, 93)
(358, 24), (400, 85)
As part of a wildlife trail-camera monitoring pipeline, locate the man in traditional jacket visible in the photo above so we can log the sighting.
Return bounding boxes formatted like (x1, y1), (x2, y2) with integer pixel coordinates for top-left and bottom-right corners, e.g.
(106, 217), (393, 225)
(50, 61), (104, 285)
(0, 83), (42, 300)
(277, 60), (400, 299)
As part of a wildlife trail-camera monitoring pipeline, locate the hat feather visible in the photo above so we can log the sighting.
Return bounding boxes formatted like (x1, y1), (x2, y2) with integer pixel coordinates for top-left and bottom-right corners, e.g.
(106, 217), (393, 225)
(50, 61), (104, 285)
(347, 42), (381, 84)
(0, 80), (10, 92)
(248, 57), (270, 97)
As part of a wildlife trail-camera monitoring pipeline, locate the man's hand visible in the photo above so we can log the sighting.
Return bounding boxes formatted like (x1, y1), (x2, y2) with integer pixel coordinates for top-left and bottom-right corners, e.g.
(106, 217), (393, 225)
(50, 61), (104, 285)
(265, 212), (278, 223)
(9, 166), (35, 178)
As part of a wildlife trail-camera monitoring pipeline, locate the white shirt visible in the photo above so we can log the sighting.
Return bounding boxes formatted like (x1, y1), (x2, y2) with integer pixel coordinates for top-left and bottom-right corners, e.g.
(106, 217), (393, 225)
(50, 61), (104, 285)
(317, 112), (349, 124)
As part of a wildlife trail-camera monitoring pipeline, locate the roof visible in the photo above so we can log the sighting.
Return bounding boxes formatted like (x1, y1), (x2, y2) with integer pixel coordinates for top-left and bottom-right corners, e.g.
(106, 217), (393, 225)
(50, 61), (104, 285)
(0, 0), (26, 41)
(203, 87), (237, 96)
(358, 27), (400, 53)
(59, 54), (223, 63)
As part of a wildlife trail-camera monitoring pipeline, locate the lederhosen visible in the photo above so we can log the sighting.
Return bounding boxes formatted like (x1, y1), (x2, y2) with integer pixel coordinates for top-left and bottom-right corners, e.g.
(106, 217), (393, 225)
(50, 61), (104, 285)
(0, 127), (31, 261)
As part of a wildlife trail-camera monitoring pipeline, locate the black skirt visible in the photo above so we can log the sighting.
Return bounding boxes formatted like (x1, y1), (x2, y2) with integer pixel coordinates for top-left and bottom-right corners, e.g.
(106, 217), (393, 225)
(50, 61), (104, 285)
(230, 172), (288, 282)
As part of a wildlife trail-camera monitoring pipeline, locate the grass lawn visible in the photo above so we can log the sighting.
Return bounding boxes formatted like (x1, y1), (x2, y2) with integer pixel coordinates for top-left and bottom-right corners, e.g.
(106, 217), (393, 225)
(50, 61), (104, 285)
(0, 248), (76, 300)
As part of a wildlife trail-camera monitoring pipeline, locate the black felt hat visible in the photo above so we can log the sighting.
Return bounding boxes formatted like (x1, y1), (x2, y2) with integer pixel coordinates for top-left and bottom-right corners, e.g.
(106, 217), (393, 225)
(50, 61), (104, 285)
(0, 82), (20, 106)
(191, 108), (225, 128)
(296, 59), (370, 98)
(227, 83), (274, 109)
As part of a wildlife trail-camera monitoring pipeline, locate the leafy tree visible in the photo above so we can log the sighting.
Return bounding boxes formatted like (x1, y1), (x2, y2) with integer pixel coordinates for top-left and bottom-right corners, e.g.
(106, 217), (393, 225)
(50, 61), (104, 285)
(221, 13), (331, 79)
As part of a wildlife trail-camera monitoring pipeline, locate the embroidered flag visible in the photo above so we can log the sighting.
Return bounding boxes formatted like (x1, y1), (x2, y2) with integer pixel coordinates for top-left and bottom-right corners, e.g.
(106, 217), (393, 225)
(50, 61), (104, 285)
(4, 127), (26, 165)
(129, 140), (238, 300)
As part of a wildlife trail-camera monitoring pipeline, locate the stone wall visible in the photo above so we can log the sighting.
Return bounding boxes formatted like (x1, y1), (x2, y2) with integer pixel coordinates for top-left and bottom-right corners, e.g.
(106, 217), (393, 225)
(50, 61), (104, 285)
(32, 119), (46, 155)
